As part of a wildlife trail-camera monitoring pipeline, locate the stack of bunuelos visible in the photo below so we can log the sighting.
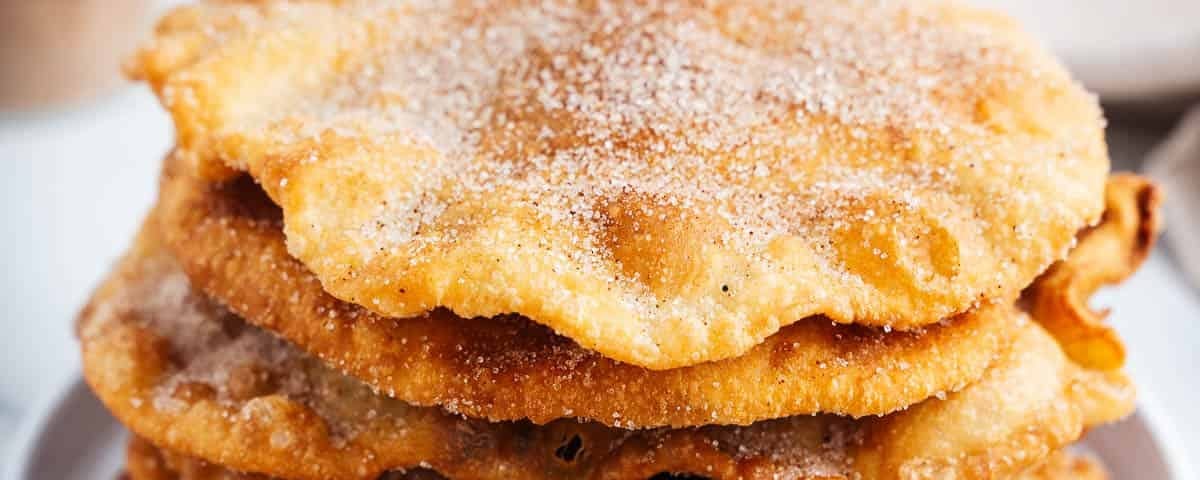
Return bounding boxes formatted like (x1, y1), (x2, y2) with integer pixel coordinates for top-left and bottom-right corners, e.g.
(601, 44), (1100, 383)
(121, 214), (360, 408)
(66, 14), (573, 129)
(81, 1), (1162, 479)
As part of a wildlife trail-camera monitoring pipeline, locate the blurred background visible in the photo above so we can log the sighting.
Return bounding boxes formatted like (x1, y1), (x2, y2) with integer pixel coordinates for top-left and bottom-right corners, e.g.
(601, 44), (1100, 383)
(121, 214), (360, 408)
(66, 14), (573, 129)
(1, 0), (1197, 477)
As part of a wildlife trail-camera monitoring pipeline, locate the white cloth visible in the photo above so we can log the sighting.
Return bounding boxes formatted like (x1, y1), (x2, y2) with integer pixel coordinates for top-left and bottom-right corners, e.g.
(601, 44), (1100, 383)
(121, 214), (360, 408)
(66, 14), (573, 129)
(1146, 106), (1200, 290)
(972, 0), (1200, 100)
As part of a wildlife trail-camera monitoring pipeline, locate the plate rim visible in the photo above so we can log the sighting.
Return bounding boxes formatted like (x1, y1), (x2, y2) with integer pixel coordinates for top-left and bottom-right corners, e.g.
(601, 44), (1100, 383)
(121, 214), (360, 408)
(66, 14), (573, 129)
(1131, 386), (1197, 480)
(1067, 43), (1200, 101)
(2, 370), (89, 480)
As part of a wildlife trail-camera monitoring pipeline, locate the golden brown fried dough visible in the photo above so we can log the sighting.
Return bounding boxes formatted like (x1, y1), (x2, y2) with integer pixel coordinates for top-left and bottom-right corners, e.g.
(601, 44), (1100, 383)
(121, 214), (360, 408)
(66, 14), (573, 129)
(124, 436), (436, 480)
(1025, 174), (1162, 370)
(130, 0), (1109, 368)
(125, 435), (270, 480)
(81, 225), (1132, 480)
(1016, 450), (1108, 480)
(124, 436), (1107, 480)
(157, 159), (1017, 427)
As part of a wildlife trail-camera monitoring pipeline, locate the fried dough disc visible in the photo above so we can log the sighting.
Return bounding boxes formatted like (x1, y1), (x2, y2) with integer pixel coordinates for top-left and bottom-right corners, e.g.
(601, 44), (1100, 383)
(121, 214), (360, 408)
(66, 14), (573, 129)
(124, 436), (1107, 480)
(124, 436), (432, 480)
(157, 161), (1017, 427)
(129, 0), (1109, 369)
(81, 226), (1133, 480)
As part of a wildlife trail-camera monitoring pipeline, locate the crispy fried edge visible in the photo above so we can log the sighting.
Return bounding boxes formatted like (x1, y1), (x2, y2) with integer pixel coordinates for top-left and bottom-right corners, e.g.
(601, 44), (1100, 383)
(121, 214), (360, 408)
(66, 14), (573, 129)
(1024, 174), (1162, 370)
(125, 435), (1108, 480)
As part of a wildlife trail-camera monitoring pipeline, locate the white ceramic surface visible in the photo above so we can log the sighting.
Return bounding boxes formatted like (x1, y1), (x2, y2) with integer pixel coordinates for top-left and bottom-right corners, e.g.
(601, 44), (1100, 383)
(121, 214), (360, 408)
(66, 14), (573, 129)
(4, 378), (127, 480)
(972, 0), (1200, 100)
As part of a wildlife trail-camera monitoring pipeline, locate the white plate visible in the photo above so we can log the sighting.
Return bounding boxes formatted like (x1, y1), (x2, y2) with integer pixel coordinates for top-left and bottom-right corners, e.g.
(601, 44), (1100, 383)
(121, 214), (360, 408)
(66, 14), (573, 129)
(4, 379), (127, 480)
(971, 0), (1200, 100)
(2, 377), (1191, 480)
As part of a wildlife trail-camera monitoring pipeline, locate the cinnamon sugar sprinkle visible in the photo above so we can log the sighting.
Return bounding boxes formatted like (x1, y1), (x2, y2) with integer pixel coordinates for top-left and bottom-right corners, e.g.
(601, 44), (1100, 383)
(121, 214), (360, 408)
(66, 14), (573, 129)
(242, 0), (1053, 262)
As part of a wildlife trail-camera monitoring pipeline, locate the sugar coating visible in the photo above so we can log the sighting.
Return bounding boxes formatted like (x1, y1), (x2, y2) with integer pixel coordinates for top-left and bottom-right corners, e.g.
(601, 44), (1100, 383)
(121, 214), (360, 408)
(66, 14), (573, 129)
(132, 0), (1110, 368)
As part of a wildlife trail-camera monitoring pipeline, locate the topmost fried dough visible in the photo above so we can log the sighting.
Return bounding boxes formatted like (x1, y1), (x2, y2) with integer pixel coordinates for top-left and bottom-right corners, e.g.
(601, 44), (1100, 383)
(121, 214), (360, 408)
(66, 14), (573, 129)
(130, 0), (1109, 368)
